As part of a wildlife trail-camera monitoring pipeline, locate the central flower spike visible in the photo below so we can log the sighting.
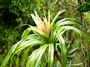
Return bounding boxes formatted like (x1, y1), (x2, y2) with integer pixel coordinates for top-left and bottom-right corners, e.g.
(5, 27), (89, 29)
(31, 11), (50, 38)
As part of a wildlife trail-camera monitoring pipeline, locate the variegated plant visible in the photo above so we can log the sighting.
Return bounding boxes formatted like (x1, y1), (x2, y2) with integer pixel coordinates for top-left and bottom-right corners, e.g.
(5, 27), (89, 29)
(1, 10), (82, 67)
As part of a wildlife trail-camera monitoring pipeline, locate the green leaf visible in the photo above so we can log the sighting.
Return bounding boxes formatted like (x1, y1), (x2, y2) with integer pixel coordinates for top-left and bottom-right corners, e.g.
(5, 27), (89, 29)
(48, 44), (54, 67)
(16, 54), (19, 67)
(85, 0), (90, 3)
(14, 34), (45, 54)
(68, 60), (72, 67)
(68, 47), (78, 55)
(21, 47), (30, 66)
(76, 2), (90, 12)
(61, 26), (82, 35)
(1, 34), (44, 67)
(21, 28), (31, 39)
(56, 18), (82, 26)
(26, 44), (48, 67)
(50, 10), (66, 29)
(58, 36), (67, 67)
(1, 40), (23, 67)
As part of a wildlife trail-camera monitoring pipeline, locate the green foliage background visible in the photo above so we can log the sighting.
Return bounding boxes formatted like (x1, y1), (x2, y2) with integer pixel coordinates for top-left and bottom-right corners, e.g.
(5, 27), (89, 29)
(0, 0), (90, 67)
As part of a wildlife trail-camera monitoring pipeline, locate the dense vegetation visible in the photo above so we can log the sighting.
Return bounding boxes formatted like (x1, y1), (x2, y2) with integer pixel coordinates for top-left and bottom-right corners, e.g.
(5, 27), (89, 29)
(0, 0), (90, 67)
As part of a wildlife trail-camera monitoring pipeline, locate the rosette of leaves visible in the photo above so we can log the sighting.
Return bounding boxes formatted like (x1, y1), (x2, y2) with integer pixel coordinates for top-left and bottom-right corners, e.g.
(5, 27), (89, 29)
(1, 10), (82, 67)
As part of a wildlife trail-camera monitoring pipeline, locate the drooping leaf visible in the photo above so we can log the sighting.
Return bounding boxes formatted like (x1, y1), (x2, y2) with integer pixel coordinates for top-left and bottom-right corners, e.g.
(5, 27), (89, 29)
(1, 35), (44, 67)
(58, 35), (67, 67)
(48, 44), (54, 67)
(61, 26), (82, 35)
(21, 28), (31, 39)
(56, 18), (82, 26)
(26, 44), (48, 67)
(1, 40), (23, 67)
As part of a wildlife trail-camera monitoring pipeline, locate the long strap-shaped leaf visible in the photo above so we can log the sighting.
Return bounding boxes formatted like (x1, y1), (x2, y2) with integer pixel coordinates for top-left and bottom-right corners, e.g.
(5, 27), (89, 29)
(48, 43), (54, 67)
(26, 44), (48, 67)
(54, 26), (82, 36)
(53, 19), (82, 33)
(1, 39), (23, 67)
(1, 35), (44, 67)
(56, 18), (82, 26)
(61, 26), (82, 35)
(50, 10), (66, 29)
(58, 35), (67, 67)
